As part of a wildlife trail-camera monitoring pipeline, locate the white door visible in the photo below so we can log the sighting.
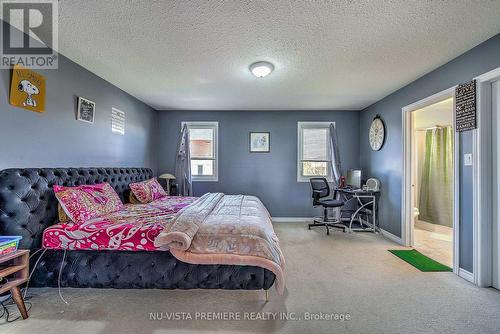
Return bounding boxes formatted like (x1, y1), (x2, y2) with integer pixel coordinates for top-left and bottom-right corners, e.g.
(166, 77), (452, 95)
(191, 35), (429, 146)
(493, 80), (500, 289)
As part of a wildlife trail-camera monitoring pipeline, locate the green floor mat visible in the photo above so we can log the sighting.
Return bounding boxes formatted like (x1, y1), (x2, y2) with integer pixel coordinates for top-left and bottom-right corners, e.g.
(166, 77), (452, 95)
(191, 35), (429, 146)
(389, 249), (452, 272)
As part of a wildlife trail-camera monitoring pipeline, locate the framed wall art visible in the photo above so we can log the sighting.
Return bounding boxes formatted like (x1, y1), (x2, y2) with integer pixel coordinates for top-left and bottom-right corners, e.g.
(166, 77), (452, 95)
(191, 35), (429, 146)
(77, 97), (96, 124)
(250, 132), (270, 153)
(9, 64), (46, 113)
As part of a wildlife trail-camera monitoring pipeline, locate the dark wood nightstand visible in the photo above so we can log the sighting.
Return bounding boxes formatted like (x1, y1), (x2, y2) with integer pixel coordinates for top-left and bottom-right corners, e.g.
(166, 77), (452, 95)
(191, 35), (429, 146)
(0, 250), (29, 319)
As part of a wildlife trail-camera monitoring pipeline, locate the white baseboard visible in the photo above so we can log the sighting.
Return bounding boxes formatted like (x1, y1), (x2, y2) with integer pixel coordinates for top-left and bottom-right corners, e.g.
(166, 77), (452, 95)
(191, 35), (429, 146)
(458, 268), (475, 283)
(271, 217), (313, 223)
(380, 228), (404, 245)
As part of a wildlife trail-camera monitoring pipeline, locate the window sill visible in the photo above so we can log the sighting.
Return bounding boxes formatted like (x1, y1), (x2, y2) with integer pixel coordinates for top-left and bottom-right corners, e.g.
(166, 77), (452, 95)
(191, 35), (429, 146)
(297, 177), (333, 183)
(192, 178), (218, 182)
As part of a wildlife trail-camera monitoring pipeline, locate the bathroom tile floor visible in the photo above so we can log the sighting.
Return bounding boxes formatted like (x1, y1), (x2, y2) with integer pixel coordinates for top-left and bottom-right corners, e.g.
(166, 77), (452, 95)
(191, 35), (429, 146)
(414, 220), (453, 267)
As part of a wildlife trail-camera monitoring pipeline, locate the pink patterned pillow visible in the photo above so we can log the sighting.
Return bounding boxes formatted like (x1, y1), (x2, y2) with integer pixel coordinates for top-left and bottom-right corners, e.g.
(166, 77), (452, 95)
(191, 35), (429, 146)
(53, 183), (123, 224)
(129, 178), (167, 204)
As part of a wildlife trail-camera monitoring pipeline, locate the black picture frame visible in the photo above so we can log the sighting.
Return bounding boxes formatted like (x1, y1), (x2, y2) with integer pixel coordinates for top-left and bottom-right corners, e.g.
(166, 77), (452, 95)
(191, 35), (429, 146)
(249, 132), (270, 153)
(77, 96), (96, 124)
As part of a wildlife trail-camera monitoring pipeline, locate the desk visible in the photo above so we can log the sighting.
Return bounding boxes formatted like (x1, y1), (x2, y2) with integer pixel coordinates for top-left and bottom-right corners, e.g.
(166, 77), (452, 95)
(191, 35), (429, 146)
(336, 188), (380, 233)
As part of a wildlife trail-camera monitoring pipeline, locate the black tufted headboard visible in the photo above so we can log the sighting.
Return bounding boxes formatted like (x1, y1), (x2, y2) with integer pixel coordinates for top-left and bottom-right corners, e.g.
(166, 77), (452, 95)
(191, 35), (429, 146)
(0, 167), (153, 249)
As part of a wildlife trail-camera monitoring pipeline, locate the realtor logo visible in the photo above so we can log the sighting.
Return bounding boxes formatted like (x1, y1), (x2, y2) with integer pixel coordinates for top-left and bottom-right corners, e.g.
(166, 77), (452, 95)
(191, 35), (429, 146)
(0, 0), (58, 69)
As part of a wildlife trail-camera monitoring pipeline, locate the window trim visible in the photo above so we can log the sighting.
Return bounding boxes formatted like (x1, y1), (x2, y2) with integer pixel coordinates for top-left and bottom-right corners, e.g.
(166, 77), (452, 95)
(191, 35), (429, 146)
(181, 121), (219, 182)
(297, 121), (335, 182)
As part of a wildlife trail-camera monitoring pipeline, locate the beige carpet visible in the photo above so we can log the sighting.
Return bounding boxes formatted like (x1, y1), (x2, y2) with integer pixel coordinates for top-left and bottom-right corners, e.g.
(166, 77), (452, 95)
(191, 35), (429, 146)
(3, 223), (500, 333)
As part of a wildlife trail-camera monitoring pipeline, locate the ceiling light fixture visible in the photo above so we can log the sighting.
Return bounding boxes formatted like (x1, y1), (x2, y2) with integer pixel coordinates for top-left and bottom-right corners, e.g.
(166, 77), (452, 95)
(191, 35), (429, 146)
(249, 61), (274, 78)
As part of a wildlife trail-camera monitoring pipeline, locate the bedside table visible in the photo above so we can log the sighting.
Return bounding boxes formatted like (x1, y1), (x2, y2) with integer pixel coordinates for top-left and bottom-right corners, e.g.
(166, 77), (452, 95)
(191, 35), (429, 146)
(0, 250), (29, 319)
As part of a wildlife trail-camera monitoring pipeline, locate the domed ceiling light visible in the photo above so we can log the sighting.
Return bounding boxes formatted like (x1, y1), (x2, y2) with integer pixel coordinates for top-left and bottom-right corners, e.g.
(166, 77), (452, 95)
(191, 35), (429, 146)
(249, 61), (274, 78)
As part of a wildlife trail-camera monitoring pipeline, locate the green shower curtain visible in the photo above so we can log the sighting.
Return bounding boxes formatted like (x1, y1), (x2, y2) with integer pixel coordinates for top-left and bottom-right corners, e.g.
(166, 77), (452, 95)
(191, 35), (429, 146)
(418, 126), (454, 227)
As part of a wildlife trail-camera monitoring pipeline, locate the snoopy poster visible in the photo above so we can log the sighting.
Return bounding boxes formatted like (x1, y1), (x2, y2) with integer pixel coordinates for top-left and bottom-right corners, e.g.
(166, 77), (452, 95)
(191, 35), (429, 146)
(9, 65), (46, 113)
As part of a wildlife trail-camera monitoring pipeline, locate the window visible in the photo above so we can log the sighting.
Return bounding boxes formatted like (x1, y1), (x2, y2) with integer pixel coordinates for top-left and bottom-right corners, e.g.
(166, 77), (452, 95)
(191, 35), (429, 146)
(297, 122), (333, 182)
(182, 121), (218, 182)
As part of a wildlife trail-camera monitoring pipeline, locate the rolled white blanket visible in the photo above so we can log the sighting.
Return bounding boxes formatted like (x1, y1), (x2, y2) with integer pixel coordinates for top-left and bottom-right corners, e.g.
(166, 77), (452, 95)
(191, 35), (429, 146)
(154, 193), (223, 250)
(154, 193), (286, 294)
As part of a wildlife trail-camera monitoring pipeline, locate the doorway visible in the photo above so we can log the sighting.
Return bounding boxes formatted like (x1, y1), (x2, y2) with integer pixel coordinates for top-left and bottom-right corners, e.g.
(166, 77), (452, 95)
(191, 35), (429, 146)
(411, 98), (454, 267)
(403, 90), (457, 272)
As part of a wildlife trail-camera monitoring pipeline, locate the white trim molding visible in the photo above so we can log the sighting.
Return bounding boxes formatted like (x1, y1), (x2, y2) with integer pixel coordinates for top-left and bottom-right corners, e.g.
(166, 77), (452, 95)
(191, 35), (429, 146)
(297, 121), (335, 183)
(401, 87), (459, 273)
(181, 121), (219, 182)
(473, 67), (500, 287)
(380, 228), (404, 245)
(453, 116), (460, 275)
(402, 88), (457, 246)
(271, 217), (314, 223)
(475, 67), (500, 83)
(459, 268), (475, 284)
(472, 127), (480, 285)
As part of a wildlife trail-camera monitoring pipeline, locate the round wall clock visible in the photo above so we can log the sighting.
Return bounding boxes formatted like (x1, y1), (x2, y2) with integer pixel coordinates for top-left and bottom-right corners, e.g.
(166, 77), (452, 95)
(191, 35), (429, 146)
(369, 116), (385, 151)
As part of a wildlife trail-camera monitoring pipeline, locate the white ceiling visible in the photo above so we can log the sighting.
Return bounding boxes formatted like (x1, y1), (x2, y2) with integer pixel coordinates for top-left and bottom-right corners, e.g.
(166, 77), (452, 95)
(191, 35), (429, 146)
(57, 1), (500, 110)
(414, 98), (453, 130)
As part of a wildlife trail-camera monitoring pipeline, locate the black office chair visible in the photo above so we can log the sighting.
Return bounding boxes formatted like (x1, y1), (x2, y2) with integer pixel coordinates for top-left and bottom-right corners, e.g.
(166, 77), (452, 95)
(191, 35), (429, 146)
(308, 178), (346, 235)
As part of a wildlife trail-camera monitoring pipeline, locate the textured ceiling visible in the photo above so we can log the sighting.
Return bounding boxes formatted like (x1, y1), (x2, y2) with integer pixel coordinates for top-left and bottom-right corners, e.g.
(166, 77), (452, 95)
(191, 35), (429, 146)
(57, 0), (500, 110)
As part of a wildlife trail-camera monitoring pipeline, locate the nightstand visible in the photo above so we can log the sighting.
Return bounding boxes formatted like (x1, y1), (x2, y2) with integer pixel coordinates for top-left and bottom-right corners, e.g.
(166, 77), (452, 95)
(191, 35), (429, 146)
(0, 250), (29, 319)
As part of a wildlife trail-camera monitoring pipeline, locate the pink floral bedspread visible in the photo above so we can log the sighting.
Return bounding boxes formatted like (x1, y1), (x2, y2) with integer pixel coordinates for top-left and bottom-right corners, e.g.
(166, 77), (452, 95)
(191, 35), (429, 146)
(43, 196), (197, 251)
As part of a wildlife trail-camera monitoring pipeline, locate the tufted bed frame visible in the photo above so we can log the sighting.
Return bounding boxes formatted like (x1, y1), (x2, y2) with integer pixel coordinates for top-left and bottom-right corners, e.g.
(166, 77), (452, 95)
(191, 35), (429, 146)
(0, 168), (275, 290)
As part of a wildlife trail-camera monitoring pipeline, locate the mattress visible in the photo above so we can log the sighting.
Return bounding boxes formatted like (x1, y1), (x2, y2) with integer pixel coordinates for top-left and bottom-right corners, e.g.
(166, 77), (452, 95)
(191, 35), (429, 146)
(43, 196), (197, 251)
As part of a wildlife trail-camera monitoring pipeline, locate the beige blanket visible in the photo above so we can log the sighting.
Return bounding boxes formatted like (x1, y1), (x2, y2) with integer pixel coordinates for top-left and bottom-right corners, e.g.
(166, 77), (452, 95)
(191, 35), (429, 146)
(154, 193), (285, 294)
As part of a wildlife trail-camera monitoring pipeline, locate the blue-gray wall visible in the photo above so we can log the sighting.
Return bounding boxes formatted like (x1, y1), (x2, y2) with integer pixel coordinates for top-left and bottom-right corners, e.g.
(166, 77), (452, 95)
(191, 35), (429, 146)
(360, 33), (500, 271)
(0, 54), (157, 171)
(156, 110), (360, 217)
(3, 20), (498, 273)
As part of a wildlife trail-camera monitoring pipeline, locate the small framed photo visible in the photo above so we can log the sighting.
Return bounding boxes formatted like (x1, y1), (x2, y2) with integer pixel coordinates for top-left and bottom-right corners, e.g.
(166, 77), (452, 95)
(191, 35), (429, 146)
(250, 132), (270, 153)
(77, 97), (95, 124)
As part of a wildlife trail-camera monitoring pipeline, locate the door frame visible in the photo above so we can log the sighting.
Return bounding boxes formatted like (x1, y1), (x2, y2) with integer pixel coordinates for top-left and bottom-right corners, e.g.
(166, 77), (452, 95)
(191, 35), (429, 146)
(402, 87), (459, 274)
(492, 80), (500, 289)
(475, 67), (500, 287)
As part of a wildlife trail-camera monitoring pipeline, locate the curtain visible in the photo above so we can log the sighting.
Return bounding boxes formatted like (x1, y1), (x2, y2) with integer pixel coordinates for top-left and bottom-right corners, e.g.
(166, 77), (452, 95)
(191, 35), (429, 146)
(328, 123), (342, 187)
(418, 126), (453, 227)
(175, 124), (193, 196)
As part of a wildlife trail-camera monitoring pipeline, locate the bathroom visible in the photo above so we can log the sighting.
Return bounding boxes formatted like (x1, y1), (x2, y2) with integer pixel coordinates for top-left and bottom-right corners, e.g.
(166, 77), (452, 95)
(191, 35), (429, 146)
(412, 98), (454, 267)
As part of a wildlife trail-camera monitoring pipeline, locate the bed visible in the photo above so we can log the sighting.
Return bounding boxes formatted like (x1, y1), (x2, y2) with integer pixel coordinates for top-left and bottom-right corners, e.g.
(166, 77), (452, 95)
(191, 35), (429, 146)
(0, 168), (277, 291)
(42, 196), (198, 251)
